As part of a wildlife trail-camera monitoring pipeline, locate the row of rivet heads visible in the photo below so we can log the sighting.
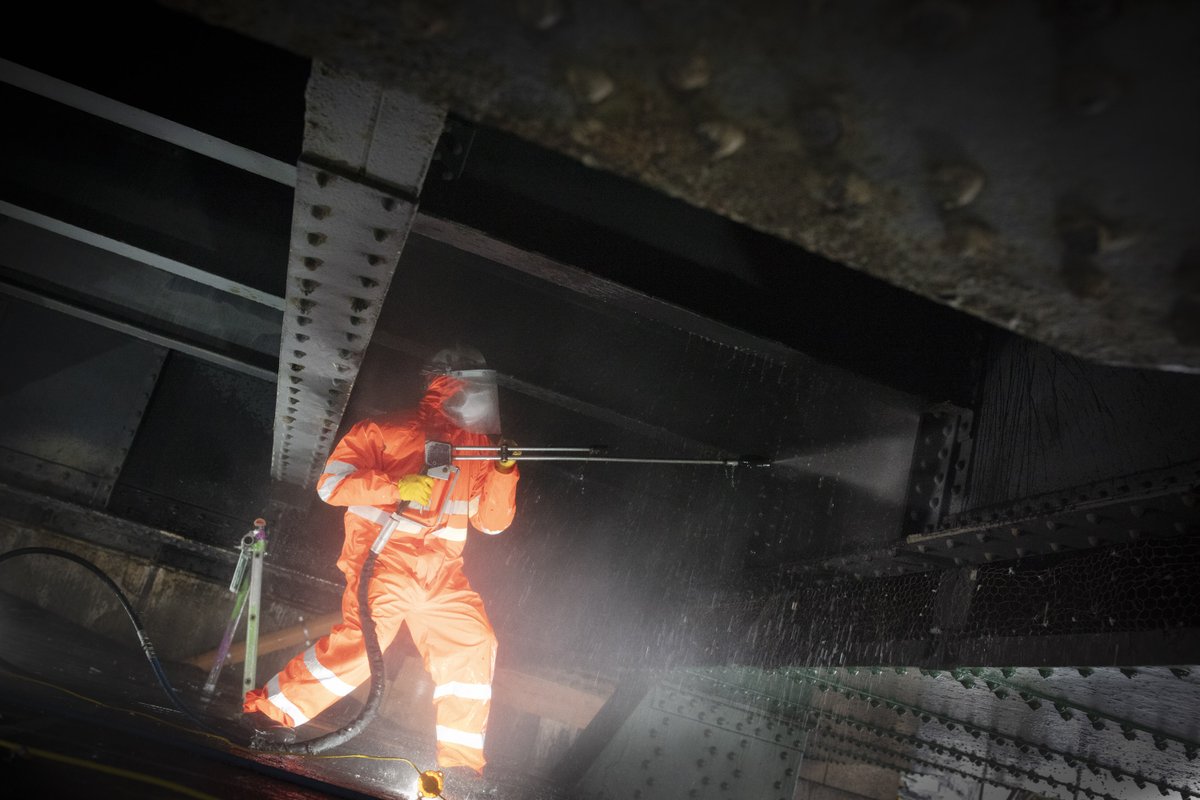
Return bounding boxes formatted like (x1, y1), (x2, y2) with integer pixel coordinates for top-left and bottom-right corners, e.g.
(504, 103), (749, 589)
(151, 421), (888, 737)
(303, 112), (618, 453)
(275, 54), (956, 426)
(815, 719), (1175, 797)
(784, 671), (1199, 792)
(796, 666), (1199, 755)
(814, 731), (1188, 800)
(283, 175), (408, 365)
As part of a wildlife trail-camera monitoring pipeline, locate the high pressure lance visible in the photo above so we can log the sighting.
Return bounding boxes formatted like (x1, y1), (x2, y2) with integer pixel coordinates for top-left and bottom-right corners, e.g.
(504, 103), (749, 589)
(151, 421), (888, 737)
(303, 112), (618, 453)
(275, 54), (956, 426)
(423, 441), (774, 469)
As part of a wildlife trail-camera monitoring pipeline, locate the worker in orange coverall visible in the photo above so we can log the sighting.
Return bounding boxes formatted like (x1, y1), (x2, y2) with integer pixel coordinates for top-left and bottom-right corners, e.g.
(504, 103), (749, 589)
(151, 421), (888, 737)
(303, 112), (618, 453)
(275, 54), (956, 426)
(243, 345), (519, 775)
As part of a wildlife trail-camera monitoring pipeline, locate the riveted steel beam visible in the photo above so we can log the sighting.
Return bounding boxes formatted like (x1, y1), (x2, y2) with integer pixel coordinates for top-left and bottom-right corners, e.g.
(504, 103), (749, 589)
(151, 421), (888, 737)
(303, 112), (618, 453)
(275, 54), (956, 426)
(781, 460), (1200, 582)
(272, 63), (446, 487)
(904, 461), (1200, 567)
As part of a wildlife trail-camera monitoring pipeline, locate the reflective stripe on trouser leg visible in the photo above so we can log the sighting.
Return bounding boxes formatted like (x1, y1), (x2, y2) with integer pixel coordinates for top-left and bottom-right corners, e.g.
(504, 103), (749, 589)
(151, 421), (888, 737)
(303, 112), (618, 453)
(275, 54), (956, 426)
(244, 559), (411, 726)
(406, 572), (498, 772)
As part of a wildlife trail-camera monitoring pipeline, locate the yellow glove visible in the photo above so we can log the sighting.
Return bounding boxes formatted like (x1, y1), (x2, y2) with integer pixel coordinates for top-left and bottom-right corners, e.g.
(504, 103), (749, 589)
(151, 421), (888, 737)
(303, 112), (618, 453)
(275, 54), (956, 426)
(396, 473), (434, 505)
(497, 439), (519, 473)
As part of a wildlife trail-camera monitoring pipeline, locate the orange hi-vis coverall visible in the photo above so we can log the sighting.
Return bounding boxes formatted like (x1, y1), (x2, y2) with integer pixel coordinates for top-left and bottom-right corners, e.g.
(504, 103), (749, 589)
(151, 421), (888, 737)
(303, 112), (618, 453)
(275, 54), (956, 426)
(244, 376), (519, 772)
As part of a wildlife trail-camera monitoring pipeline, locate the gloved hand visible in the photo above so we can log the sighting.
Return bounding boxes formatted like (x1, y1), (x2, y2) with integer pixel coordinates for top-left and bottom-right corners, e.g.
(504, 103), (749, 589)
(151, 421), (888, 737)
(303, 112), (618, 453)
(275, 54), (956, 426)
(396, 473), (434, 505)
(497, 439), (519, 473)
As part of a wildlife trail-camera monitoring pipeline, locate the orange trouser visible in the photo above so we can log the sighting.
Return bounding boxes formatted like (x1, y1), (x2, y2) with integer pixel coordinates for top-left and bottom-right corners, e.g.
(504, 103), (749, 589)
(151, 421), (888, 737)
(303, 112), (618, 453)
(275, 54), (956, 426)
(244, 545), (497, 772)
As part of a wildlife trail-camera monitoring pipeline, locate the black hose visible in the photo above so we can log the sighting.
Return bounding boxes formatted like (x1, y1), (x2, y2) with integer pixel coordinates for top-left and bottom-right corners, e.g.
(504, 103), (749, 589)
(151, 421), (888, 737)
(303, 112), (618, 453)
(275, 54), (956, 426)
(0, 545), (390, 756)
(0, 547), (226, 738)
(268, 550), (387, 755)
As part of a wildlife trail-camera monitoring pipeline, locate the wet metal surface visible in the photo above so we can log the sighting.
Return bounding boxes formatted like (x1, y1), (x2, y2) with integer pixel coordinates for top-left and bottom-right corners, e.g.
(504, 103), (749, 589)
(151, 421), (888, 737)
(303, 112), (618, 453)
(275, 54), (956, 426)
(0, 589), (558, 799)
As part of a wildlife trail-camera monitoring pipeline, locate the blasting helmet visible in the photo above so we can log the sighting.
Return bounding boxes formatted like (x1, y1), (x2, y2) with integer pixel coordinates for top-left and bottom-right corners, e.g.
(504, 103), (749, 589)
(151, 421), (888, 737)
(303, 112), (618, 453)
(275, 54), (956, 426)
(422, 345), (501, 434)
(422, 344), (489, 378)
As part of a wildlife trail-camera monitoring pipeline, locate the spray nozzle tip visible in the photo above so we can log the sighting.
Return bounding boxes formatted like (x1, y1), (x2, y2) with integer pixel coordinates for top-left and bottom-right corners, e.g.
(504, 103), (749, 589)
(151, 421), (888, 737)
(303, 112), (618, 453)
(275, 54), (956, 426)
(738, 455), (773, 468)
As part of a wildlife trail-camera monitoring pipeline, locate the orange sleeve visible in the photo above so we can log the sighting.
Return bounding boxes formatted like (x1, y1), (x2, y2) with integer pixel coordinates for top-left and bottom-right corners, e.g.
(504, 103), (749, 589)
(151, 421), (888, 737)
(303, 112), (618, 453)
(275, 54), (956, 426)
(469, 461), (519, 535)
(315, 419), (409, 507)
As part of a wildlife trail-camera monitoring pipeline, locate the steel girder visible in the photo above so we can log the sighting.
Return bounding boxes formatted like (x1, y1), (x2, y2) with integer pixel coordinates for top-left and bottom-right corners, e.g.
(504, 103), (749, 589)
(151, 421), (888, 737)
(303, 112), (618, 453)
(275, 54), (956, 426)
(271, 63), (446, 487)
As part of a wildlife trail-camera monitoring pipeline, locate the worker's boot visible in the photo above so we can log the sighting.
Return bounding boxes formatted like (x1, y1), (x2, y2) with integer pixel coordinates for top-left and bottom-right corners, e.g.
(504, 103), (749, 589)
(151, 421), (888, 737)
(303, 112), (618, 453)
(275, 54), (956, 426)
(241, 709), (297, 747)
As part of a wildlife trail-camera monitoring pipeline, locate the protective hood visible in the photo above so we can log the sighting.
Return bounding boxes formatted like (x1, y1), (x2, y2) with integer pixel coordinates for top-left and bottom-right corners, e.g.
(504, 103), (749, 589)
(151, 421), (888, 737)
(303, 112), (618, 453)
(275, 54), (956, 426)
(421, 372), (501, 435)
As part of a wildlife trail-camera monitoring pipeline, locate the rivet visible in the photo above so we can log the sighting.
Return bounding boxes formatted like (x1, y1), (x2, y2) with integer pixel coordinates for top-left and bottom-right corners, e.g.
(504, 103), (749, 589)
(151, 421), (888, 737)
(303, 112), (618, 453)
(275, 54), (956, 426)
(306, 232), (327, 247)
(351, 297), (370, 312)
(372, 228), (389, 242)
(359, 276), (380, 289)
(316, 171), (330, 187)
(303, 257), (323, 270)
(310, 205), (331, 219)
(296, 316), (312, 326)
(381, 196), (397, 211)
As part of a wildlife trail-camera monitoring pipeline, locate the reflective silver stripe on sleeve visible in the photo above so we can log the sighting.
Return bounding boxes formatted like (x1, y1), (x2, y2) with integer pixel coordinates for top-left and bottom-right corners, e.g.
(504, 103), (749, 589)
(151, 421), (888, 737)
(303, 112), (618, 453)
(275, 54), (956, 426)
(318, 461), (358, 501)
(347, 505), (391, 526)
(433, 682), (492, 701)
(468, 497), (480, 516)
(444, 499), (470, 516)
(348, 506), (427, 535)
(266, 674), (310, 726)
(436, 725), (485, 750)
(304, 645), (356, 697)
(431, 525), (468, 542)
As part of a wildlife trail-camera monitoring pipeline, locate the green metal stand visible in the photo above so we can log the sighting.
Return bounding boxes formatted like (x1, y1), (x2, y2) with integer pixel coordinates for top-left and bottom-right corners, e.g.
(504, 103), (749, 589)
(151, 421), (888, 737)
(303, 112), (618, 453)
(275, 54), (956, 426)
(202, 518), (268, 697)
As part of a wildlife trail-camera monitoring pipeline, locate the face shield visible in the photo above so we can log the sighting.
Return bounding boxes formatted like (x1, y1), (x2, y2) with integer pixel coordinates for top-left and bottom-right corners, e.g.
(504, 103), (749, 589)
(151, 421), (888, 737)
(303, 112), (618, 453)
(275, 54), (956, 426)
(442, 369), (501, 434)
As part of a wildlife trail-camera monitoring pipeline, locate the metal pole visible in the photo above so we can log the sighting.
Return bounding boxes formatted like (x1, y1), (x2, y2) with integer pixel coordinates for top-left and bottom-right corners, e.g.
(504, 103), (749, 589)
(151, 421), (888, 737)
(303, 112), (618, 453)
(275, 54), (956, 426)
(202, 522), (261, 698)
(443, 443), (772, 468)
(242, 519), (268, 695)
(453, 454), (772, 467)
(452, 446), (599, 453)
(202, 570), (251, 696)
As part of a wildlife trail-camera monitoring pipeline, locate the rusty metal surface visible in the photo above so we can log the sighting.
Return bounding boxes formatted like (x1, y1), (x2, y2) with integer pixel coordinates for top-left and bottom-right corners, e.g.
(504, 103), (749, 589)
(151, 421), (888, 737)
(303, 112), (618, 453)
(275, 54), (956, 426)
(161, 0), (1200, 371)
